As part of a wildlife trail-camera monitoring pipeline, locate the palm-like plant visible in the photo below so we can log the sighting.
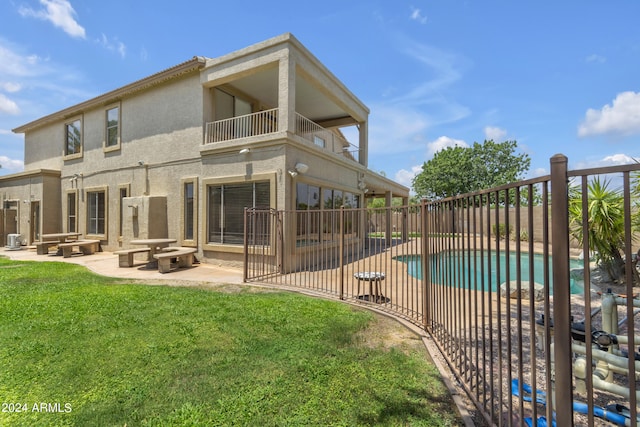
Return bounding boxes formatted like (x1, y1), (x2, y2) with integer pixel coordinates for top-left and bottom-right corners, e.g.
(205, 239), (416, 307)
(632, 171), (640, 233)
(569, 177), (626, 281)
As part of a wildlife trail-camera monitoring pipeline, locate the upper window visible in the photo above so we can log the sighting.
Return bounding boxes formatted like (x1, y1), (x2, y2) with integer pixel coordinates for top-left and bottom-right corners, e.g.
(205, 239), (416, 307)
(313, 136), (326, 148)
(105, 106), (120, 150)
(65, 118), (82, 158)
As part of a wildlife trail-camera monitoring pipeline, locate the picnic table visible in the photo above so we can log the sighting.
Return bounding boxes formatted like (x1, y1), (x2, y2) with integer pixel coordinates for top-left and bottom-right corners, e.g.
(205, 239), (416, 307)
(41, 232), (81, 243)
(127, 239), (177, 267)
(38, 233), (82, 255)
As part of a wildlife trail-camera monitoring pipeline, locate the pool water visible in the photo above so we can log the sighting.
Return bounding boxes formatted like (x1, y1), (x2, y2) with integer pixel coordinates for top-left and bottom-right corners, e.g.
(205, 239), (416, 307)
(395, 251), (584, 294)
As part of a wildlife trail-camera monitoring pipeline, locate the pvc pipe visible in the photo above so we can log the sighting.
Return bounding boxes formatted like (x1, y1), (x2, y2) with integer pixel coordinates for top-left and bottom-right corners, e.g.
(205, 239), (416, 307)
(572, 343), (640, 373)
(613, 335), (640, 347)
(602, 293), (619, 335)
(591, 374), (640, 402)
(614, 296), (640, 309)
(574, 356), (587, 379)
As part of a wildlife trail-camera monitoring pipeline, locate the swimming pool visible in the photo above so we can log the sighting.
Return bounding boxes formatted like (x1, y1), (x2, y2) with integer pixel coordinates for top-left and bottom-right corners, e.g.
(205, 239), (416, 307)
(394, 251), (584, 294)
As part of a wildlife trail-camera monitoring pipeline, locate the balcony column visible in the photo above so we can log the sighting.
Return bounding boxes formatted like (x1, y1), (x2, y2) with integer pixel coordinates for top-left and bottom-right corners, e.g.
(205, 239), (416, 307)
(278, 54), (296, 134)
(385, 191), (392, 247)
(359, 120), (368, 167)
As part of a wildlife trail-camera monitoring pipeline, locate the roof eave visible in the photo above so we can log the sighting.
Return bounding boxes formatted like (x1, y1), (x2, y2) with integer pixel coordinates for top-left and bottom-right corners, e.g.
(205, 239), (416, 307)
(12, 56), (207, 134)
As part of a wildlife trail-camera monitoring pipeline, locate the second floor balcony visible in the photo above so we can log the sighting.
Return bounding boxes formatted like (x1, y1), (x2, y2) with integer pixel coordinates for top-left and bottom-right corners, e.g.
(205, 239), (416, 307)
(205, 109), (360, 164)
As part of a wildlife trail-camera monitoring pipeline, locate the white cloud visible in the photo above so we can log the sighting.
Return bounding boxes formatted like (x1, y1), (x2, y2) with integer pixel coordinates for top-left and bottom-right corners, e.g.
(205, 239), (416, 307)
(578, 91), (640, 137)
(365, 37), (470, 159)
(97, 34), (127, 59)
(484, 126), (507, 141)
(0, 40), (44, 77)
(0, 155), (25, 172)
(397, 40), (466, 105)
(601, 153), (637, 165)
(427, 136), (468, 156)
(532, 167), (548, 178)
(1, 82), (22, 93)
(367, 104), (431, 154)
(573, 153), (638, 170)
(410, 7), (427, 24)
(0, 94), (20, 115)
(395, 164), (423, 189)
(19, 0), (86, 39)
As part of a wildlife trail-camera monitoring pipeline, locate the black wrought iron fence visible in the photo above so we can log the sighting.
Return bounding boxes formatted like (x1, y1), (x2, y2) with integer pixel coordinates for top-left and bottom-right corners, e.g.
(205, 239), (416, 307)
(244, 155), (640, 426)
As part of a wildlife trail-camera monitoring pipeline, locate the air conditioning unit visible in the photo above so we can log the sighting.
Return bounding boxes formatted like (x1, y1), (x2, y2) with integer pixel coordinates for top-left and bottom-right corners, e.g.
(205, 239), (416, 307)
(6, 234), (23, 250)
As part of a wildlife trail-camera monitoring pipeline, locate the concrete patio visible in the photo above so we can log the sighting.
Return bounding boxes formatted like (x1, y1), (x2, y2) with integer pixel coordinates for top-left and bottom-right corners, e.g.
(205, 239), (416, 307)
(1, 246), (244, 286)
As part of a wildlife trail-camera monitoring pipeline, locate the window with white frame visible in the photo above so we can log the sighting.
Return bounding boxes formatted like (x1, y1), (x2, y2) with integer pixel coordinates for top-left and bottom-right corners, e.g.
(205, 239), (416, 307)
(67, 192), (77, 233)
(105, 106), (120, 148)
(184, 181), (195, 241)
(87, 190), (106, 235)
(65, 118), (82, 156)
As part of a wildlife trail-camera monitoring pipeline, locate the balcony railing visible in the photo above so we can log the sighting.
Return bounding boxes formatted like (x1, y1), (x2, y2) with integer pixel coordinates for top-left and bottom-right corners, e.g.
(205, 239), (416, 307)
(295, 113), (360, 163)
(204, 109), (359, 163)
(205, 108), (278, 143)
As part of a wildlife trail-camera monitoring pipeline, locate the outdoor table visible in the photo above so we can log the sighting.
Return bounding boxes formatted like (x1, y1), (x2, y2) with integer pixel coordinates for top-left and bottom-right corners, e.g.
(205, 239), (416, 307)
(130, 238), (177, 263)
(42, 232), (81, 243)
(354, 272), (387, 303)
(40, 232), (82, 255)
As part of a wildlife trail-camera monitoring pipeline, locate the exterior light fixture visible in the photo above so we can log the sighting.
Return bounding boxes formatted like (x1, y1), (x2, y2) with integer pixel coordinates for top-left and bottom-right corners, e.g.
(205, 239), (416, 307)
(239, 148), (250, 154)
(288, 163), (309, 178)
(294, 163), (309, 174)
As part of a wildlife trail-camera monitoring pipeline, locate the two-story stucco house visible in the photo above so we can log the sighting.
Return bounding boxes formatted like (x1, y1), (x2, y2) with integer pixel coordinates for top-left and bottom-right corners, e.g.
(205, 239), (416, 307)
(1, 33), (408, 265)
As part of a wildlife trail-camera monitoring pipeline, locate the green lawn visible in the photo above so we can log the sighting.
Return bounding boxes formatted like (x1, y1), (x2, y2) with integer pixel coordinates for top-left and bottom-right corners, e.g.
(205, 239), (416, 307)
(0, 257), (462, 426)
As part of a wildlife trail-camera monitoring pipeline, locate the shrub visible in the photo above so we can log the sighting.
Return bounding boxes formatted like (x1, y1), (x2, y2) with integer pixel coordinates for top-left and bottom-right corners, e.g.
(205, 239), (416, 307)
(493, 223), (512, 240)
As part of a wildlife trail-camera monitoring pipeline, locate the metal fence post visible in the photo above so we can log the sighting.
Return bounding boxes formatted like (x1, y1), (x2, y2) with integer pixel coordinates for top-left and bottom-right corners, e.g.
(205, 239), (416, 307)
(243, 207), (249, 282)
(550, 154), (573, 426)
(421, 198), (430, 330)
(339, 205), (345, 300)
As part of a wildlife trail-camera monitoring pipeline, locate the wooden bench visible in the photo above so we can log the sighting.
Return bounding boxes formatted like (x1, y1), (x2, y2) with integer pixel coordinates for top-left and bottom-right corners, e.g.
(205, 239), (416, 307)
(114, 247), (151, 267)
(153, 247), (197, 273)
(34, 241), (59, 255)
(58, 240), (101, 258)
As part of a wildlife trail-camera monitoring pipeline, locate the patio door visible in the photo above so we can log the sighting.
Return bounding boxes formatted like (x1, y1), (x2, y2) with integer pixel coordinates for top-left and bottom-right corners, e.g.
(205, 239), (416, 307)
(214, 89), (252, 138)
(2, 201), (18, 246)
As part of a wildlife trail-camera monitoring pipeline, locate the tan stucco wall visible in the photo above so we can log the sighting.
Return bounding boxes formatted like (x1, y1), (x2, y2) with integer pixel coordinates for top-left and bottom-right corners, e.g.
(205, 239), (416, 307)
(0, 170), (61, 245)
(23, 125), (64, 170)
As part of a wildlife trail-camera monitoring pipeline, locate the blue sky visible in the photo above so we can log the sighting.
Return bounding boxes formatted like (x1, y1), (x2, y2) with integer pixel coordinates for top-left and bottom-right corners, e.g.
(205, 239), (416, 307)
(1, 1), (639, 191)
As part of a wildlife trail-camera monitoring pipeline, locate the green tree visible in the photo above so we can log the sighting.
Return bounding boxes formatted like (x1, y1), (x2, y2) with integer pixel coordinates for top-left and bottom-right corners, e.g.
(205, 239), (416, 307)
(569, 177), (626, 282)
(412, 140), (531, 201)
